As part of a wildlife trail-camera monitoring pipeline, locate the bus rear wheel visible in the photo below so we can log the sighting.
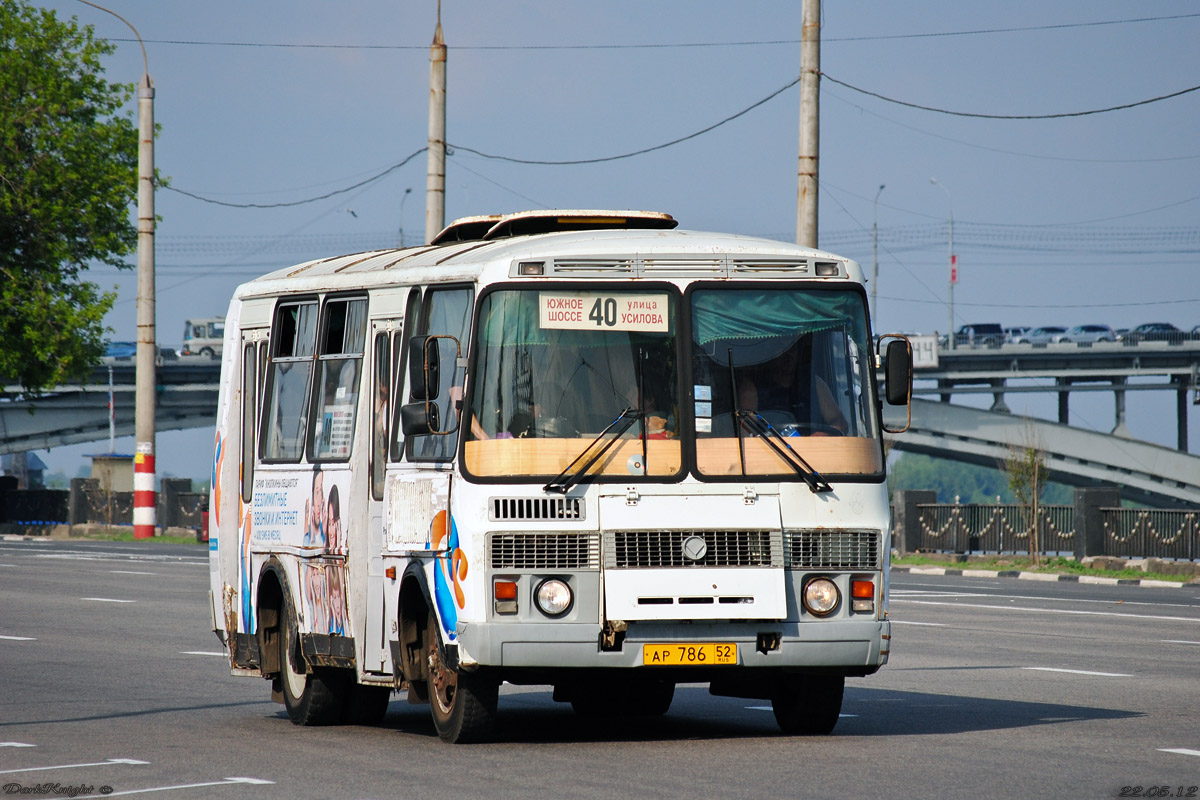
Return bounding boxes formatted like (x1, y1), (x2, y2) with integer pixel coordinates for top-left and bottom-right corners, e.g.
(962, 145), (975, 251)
(425, 613), (498, 743)
(771, 674), (844, 735)
(278, 598), (345, 725)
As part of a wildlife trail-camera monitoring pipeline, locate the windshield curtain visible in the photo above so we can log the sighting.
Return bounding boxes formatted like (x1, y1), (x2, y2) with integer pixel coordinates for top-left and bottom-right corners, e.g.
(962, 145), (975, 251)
(464, 287), (681, 479)
(690, 287), (882, 478)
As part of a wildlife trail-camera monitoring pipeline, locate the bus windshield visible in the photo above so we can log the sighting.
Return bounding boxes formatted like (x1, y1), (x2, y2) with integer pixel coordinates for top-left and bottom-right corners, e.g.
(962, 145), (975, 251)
(690, 286), (882, 478)
(465, 287), (681, 479)
(462, 284), (882, 481)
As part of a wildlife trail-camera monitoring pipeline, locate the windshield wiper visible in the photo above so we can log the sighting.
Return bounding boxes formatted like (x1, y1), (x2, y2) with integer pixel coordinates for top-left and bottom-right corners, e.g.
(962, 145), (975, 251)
(735, 410), (833, 493)
(543, 406), (642, 494)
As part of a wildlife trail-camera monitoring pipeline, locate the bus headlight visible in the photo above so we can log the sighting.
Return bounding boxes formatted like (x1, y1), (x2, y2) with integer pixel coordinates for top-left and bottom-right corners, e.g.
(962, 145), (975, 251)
(535, 579), (572, 617)
(803, 577), (840, 617)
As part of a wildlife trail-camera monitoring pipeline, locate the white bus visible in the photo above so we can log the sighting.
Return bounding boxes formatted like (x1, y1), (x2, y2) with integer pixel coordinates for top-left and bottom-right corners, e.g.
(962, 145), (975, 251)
(208, 209), (912, 743)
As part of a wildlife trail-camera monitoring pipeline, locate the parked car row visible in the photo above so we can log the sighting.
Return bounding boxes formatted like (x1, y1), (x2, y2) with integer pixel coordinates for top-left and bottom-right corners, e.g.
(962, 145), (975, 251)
(941, 322), (1198, 347)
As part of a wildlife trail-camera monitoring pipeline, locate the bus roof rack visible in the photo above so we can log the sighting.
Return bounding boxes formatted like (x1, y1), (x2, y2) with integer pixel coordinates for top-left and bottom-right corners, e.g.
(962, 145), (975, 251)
(430, 209), (676, 245)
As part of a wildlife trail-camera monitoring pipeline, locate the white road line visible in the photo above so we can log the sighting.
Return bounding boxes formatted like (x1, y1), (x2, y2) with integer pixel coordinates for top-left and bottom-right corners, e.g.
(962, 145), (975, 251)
(0, 742), (36, 748)
(0, 563), (17, 567)
(1023, 667), (1132, 677)
(891, 621), (945, 626)
(110, 570), (157, 576)
(1162, 640), (1200, 645)
(895, 589), (1198, 610)
(891, 598), (1200, 623)
(80, 777), (274, 797)
(745, 706), (857, 717)
(1159, 748), (1200, 758)
(0, 758), (149, 775)
(181, 651), (227, 657)
(0, 635), (36, 641)
(81, 597), (135, 603)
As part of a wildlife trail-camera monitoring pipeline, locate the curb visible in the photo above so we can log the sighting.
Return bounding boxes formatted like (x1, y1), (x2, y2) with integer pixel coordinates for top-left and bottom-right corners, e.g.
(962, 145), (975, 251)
(893, 565), (1200, 589)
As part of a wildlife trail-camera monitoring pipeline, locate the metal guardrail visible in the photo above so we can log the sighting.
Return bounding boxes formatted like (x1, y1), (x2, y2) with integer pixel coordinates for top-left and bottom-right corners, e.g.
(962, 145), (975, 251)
(916, 503), (1075, 555)
(1102, 508), (1199, 561)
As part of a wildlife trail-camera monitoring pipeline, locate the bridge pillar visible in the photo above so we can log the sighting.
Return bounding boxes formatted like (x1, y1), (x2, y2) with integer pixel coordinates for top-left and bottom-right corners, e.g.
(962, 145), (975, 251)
(1111, 377), (1132, 438)
(1057, 377), (1071, 424)
(989, 379), (1010, 414)
(1176, 375), (1190, 453)
(893, 489), (936, 553)
(1073, 486), (1120, 559)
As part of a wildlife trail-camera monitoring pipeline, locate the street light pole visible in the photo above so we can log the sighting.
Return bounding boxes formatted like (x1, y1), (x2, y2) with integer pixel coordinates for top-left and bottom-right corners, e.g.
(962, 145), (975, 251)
(80, 1), (157, 537)
(871, 184), (885, 324)
(930, 177), (955, 350)
(398, 187), (412, 247)
(796, 0), (820, 248)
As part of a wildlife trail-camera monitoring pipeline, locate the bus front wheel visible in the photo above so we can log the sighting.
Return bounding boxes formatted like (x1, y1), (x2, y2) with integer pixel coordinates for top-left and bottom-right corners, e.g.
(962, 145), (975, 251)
(771, 674), (844, 735)
(425, 613), (498, 743)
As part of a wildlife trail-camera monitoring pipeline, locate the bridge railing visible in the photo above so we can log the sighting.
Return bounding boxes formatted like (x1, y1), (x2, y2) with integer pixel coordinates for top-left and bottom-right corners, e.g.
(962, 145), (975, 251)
(914, 503), (1075, 556)
(892, 488), (1199, 561)
(1102, 508), (1199, 561)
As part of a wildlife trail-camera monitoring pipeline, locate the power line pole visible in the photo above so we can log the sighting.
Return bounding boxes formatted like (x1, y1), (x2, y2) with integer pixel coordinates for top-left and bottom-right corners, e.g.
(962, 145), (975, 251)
(796, 0), (820, 248)
(425, 0), (446, 244)
(81, 1), (157, 537)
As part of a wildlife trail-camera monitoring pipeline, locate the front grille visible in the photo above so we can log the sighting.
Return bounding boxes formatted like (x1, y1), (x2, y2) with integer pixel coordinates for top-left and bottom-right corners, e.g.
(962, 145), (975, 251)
(489, 496), (584, 522)
(489, 532), (599, 570)
(606, 530), (781, 568)
(785, 530), (880, 570)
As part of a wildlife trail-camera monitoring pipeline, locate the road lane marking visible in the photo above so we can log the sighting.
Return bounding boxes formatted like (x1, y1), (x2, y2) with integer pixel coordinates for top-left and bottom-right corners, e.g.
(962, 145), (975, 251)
(81, 777), (275, 797)
(1162, 640), (1200, 645)
(110, 570), (157, 576)
(894, 588), (1199, 610)
(181, 651), (227, 656)
(891, 598), (1200, 623)
(891, 621), (945, 626)
(746, 706), (857, 717)
(1159, 748), (1200, 758)
(1024, 667), (1132, 677)
(0, 635), (36, 640)
(0, 758), (149, 775)
(0, 742), (36, 747)
(82, 597), (135, 603)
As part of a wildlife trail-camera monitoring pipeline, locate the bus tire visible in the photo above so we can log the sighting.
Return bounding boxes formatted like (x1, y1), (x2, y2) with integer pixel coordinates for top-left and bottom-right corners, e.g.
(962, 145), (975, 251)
(279, 597), (345, 726)
(199, 346), (214, 359)
(425, 613), (498, 743)
(771, 675), (844, 735)
(342, 684), (391, 725)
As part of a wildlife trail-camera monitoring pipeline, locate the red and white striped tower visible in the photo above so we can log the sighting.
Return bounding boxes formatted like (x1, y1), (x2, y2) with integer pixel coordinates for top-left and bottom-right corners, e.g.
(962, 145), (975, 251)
(134, 443), (155, 539)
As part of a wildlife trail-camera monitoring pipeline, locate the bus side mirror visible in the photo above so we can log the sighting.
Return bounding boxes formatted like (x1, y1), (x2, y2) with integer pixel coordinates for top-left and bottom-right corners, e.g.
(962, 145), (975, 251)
(408, 336), (440, 401)
(884, 338), (912, 406)
(400, 400), (441, 437)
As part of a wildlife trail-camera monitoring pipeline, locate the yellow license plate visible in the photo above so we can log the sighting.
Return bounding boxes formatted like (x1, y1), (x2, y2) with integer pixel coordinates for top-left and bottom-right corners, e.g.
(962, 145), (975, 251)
(642, 643), (737, 666)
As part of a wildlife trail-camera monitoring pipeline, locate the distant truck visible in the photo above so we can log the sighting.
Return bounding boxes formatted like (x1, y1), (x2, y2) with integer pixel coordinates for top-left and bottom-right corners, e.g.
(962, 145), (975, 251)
(181, 317), (225, 358)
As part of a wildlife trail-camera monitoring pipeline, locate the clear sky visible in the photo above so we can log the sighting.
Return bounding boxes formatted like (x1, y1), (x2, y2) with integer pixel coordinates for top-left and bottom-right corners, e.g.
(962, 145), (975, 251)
(32, 1), (1200, 481)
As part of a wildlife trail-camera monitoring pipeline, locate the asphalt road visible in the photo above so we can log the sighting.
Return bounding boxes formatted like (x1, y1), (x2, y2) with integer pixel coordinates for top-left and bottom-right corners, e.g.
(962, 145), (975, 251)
(1, 537), (1197, 799)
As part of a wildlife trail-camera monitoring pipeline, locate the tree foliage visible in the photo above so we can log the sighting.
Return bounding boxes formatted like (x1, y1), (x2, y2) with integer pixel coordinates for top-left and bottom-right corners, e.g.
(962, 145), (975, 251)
(0, 0), (137, 393)
(888, 452), (1073, 506)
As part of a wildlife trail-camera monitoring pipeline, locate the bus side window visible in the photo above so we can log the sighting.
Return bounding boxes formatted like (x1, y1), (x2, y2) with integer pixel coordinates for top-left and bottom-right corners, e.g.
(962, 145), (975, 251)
(261, 300), (318, 462)
(389, 289), (422, 462)
(370, 331), (389, 500)
(407, 286), (473, 462)
(308, 296), (368, 462)
(240, 342), (257, 502)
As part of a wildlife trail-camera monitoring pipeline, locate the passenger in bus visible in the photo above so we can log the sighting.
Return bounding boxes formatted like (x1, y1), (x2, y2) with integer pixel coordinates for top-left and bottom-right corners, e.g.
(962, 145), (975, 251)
(736, 344), (846, 435)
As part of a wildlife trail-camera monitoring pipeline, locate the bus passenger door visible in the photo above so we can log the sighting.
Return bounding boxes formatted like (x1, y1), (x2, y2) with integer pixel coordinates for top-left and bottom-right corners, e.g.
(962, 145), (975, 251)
(365, 319), (400, 674)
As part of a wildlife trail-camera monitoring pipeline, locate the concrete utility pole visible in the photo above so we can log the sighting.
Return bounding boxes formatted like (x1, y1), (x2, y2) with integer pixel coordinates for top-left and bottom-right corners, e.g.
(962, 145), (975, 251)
(796, 0), (820, 248)
(871, 184), (885, 323)
(425, 0), (447, 244)
(81, 1), (157, 537)
(931, 177), (955, 350)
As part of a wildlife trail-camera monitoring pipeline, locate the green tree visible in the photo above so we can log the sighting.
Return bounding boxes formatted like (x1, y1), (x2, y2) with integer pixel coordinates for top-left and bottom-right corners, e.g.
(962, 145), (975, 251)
(0, 0), (137, 394)
(1003, 420), (1048, 565)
